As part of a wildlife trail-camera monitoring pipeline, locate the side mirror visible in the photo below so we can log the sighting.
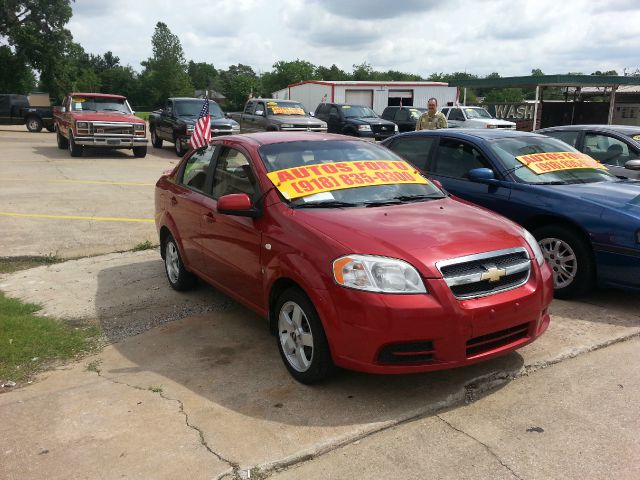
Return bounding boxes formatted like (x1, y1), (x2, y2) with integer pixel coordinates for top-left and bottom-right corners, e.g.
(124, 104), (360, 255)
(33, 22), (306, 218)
(309, 111), (315, 117)
(217, 193), (260, 218)
(431, 178), (447, 194)
(224, 112), (230, 118)
(624, 159), (640, 171)
(254, 109), (264, 116)
(61, 106), (66, 113)
(468, 168), (499, 184)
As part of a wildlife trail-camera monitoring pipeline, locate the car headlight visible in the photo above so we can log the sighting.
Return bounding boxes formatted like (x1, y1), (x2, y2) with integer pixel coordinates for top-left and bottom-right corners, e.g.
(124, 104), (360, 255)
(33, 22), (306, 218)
(394, 124), (399, 132)
(232, 124), (240, 131)
(333, 254), (427, 294)
(523, 229), (544, 266)
(186, 125), (194, 133)
(280, 123), (294, 128)
(134, 123), (145, 131)
(76, 121), (88, 129)
(357, 125), (372, 132)
(486, 124), (498, 129)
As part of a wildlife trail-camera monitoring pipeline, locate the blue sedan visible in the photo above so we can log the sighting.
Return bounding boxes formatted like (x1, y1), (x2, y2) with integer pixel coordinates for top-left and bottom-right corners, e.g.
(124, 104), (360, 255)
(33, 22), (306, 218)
(382, 129), (640, 298)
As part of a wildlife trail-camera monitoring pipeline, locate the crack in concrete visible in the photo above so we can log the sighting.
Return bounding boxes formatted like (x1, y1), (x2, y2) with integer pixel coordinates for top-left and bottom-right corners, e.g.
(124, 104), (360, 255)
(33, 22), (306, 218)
(88, 366), (238, 478)
(436, 414), (524, 480)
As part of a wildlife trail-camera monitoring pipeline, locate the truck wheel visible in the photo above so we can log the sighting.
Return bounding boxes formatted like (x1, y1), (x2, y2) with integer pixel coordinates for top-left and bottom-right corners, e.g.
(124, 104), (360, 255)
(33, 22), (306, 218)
(133, 146), (147, 158)
(68, 131), (83, 157)
(56, 130), (69, 149)
(533, 224), (594, 299)
(26, 116), (43, 133)
(174, 136), (186, 157)
(151, 129), (163, 148)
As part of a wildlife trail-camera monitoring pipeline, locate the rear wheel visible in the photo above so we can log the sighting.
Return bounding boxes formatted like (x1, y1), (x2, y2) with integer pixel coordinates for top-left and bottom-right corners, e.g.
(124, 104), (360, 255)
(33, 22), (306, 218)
(533, 225), (594, 299)
(133, 146), (147, 158)
(68, 131), (83, 157)
(174, 136), (186, 157)
(163, 234), (197, 291)
(56, 130), (68, 149)
(151, 128), (163, 148)
(45, 124), (56, 133)
(26, 116), (43, 132)
(276, 288), (334, 384)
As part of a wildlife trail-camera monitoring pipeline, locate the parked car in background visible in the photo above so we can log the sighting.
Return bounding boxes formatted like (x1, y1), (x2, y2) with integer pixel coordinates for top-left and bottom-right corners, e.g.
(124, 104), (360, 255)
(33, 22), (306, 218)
(155, 131), (553, 383)
(441, 106), (516, 130)
(54, 92), (148, 158)
(536, 125), (640, 179)
(228, 99), (327, 134)
(383, 129), (640, 298)
(314, 102), (398, 140)
(0, 94), (54, 132)
(148, 97), (240, 156)
(381, 106), (427, 132)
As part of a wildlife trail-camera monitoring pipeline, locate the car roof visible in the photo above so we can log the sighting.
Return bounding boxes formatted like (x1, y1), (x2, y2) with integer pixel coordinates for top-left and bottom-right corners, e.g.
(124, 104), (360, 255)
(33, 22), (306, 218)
(538, 124), (640, 134)
(385, 106), (426, 110)
(216, 131), (375, 147)
(251, 98), (301, 103)
(70, 92), (126, 100)
(169, 97), (219, 102)
(391, 129), (542, 142)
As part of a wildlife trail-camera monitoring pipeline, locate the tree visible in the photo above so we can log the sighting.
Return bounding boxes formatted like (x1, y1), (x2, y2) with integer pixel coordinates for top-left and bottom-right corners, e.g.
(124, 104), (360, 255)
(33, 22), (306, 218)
(187, 61), (217, 91)
(315, 64), (349, 81)
(591, 70), (618, 76)
(261, 59), (317, 95)
(0, 45), (36, 92)
(219, 64), (260, 110)
(351, 62), (374, 80)
(140, 22), (193, 107)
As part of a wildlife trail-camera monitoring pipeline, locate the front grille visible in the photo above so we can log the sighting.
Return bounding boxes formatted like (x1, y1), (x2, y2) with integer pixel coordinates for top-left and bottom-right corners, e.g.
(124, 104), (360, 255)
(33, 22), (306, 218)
(466, 323), (530, 357)
(371, 124), (394, 134)
(377, 341), (435, 364)
(212, 124), (232, 131)
(92, 122), (134, 136)
(436, 247), (531, 299)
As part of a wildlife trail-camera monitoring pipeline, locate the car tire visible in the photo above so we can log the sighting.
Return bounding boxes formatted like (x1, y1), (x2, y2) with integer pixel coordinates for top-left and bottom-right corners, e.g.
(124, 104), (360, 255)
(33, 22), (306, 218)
(533, 224), (594, 299)
(45, 124), (56, 133)
(275, 287), (334, 384)
(174, 136), (186, 157)
(163, 234), (197, 291)
(26, 116), (43, 132)
(133, 146), (147, 158)
(151, 128), (163, 148)
(56, 130), (68, 149)
(68, 131), (83, 157)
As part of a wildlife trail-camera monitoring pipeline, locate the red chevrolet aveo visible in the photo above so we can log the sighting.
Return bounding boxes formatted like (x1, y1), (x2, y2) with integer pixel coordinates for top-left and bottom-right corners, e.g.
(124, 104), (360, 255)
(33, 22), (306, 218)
(155, 132), (553, 383)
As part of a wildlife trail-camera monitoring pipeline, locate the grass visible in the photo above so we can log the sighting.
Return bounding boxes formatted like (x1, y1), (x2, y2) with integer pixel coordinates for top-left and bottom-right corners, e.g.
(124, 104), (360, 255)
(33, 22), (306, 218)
(0, 292), (100, 384)
(135, 112), (150, 122)
(132, 240), (156, 252)
(0, 255), (64, 274)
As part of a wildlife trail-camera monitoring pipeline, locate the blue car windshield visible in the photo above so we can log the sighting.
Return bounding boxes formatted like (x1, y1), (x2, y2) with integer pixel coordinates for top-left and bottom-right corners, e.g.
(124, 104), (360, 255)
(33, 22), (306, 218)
(487, 137), (617, 184)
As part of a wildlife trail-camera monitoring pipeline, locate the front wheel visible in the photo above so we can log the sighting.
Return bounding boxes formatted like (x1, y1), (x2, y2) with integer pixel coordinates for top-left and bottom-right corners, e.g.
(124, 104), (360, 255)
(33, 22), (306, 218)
(276, 288), (334, 384)
(533, 225), (594, 299)
(45, 124), (56, 133)
(26, 116), (43, 132)
(174, 136), (186, 157)
(56, 130), (68, 149)
(151, 128), (163, 148)
(163, 234), (197, 291)
(133, 146), (147, 158)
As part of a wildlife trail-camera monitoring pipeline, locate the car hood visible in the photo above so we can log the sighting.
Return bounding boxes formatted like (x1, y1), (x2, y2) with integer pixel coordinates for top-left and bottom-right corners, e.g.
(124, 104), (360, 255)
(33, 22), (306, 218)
(292, 197), (528, 278)
(71, 112), (144, 123)
(348, 118), (396, 126)
(545, 180), (640, 214)
(180, 116), (238, 127)
(478, 118), (516, 126)
(272, 116), (326, 125)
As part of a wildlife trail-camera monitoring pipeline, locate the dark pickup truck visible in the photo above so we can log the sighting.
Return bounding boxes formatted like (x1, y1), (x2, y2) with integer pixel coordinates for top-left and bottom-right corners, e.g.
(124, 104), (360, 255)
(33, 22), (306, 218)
(381, 106), (426, 133)
(0, 94), (54, 132)
(228, 99), (327, 133)
(148, 98), (240, 156)
(314, 103), (397, 140)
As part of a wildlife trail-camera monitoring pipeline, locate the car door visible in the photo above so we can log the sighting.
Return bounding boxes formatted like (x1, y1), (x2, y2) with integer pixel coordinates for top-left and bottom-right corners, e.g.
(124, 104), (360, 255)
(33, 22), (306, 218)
(197, 145), (264, 309)
(240, 101), (256, 133)
(327, 105), (342, 133)
(582, 132), (640, 179)
(385, 135), (437, 172)
(164, 146), (217, 270)
(447, 108), (465, 128)
(159, 100), (174, 141)
(428, 137), (512, 212)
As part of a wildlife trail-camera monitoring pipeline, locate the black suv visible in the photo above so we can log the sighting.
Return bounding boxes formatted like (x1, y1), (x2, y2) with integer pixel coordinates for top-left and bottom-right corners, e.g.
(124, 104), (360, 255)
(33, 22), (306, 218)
(381, 106), (426, 133)
(314, 103), (397, 140)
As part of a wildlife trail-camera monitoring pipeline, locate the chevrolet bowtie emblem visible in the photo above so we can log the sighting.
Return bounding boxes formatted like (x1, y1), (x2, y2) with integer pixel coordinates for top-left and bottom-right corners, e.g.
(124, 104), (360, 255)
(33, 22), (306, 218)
(481, 266), (507, 282)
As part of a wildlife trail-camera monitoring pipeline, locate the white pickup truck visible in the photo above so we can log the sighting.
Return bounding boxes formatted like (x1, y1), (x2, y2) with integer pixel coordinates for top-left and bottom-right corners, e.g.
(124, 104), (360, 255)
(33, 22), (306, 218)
(441, 106), (516, 129)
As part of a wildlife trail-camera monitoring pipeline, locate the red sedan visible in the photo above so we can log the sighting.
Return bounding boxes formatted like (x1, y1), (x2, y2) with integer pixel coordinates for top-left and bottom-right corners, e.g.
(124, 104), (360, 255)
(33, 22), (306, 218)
(155, 132), (553, 383)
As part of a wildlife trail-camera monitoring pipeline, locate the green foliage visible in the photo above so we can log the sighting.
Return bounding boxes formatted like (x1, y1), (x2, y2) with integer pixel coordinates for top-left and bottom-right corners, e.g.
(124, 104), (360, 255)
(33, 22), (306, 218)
(188, 61), (218, 90)
(0, 255), (64, 274)
(261, 59), (317, 95)
(315, 64), (349, 81)
(0, 46), (36, 93)
(219, 63), (261, 110)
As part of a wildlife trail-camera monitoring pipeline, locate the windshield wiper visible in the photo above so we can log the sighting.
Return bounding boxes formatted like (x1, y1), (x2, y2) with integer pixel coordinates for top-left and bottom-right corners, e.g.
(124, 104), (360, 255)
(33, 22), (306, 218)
(295, 200), (359, 208)
(534, 181), (566, 185)
(391, 194), (443, 202)
(363, 199), (404, 207)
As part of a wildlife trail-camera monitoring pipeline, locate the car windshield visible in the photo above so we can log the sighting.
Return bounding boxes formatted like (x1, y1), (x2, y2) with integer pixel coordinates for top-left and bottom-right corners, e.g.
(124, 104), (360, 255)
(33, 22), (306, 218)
(408, 108), (426, 120)
(487, 136), (617, 184)
(259, 140), (445, 207)
(175, 100), (224, 119)
(343, 106), (378, 118)
(625, 131), (640, 142)
(464, 108), (492, 119)
(265, 101), (307, 116)
(71, 97), (131, 114)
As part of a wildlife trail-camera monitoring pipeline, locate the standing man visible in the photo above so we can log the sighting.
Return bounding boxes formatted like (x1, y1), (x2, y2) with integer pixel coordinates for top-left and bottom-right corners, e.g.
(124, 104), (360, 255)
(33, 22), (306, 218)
(415, 97), (448, 130)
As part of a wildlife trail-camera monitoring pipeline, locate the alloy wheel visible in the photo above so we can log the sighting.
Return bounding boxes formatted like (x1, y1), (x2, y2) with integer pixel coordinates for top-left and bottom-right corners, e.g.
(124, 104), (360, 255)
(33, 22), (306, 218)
(278, 301), (314, 372)
(539, 237), (577, 289)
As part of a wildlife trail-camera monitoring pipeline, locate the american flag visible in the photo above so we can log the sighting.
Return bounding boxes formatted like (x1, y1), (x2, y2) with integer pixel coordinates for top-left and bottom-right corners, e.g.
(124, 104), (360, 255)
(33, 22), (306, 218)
(189, 97), (211, 150)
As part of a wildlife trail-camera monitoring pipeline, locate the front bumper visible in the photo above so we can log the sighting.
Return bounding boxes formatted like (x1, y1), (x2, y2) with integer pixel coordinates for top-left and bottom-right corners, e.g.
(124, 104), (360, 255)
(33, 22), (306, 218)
(75, 136), (148, 147)
(312, 262), (553, 374)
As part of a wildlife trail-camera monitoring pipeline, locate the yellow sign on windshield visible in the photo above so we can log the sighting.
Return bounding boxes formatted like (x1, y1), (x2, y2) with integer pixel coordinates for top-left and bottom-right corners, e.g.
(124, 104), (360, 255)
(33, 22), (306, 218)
(515, 152), (607, 174)
(271, 106), (305, 115)
(266, 160), (428, 200)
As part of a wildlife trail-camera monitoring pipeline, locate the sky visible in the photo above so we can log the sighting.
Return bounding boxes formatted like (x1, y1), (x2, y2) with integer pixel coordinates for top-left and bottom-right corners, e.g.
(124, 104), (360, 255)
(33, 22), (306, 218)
(69, 0), (640, 78)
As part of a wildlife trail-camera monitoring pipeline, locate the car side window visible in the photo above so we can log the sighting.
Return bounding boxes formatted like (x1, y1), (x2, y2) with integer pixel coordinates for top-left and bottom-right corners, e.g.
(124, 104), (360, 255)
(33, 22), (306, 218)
(316, 104), (328, 115)
(329, 106), (339, 117)
(180, 146), (216, 192)
(432, 138), (491, 179)
(212, 148), (258, 199)
(441, 108), (449, 117)
(389, 137), (435, 171)
(448, 108), (465, 121)
(396, 109), (409, 121)
(381, 108), (393, 120)
(584, 133), (639, 166)
(544, 130), (579, 148)
(244, 101), (255, 114)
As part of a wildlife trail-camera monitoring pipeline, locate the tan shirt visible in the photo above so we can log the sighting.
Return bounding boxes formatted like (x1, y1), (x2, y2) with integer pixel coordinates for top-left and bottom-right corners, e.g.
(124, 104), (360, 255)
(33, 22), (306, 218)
(415, 111), (448, 130)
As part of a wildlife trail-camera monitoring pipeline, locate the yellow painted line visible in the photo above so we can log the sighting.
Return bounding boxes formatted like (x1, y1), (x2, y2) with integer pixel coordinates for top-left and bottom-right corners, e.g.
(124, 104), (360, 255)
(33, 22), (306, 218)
(0, 212), (154, 223)
(0, 177), (154, 186)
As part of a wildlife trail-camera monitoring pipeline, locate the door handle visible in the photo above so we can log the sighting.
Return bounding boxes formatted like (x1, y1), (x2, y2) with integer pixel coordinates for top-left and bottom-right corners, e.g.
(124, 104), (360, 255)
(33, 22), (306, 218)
(203, 212), (216, 223)
(170, 196), (178, 206)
